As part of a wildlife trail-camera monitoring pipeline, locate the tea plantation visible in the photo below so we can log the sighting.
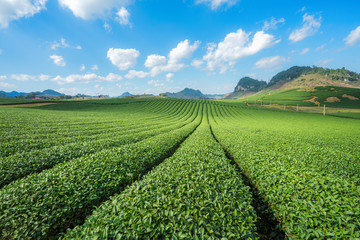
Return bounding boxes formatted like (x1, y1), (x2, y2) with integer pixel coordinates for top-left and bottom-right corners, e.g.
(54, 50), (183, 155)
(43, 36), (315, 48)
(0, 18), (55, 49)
(0, 99), (359, 239)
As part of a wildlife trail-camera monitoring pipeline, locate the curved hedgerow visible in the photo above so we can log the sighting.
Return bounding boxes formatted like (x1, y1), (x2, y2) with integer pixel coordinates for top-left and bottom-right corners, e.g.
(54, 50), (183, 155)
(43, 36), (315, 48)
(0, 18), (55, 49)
(0, 102), (198, 188)
(0, 105), (202, 239)
(211, 104), (360, 239)
(63, 112), (257, 239)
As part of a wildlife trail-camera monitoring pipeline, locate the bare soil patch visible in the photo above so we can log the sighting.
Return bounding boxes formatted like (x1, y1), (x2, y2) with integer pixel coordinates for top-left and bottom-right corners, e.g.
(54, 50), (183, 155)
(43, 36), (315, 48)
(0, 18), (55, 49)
(342, 94), (359, 100)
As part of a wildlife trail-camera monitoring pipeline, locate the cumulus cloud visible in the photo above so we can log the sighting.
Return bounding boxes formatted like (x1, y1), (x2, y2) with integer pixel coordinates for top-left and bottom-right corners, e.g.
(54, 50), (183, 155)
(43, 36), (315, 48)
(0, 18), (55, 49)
(125, 70), (149, 79)
(107, 48), (140, 71)
(344, 26), (360, 46)
(300, 48), (310, 55)
(145, 54), (167, 68)
(50, 38), (82, 50)
(123, 40), (199, 80)
(263, 17), (285, 31)
(166, 73), (174, 82)
(38, 74), (51, 81)
(91, 65), (99, 71)
(0, 75), (7, 80)
(50, 55), (66, 67)
(80, 64), (85, 71)
(203, 29), (279, 73)
(168, 40), (200, 64)
(195, 0), (239, 10)
(191, 59), (204, 68)
(116, 7), (130, 25)
(150, 39), (200, 76)
(10, 73), (50, 81)
(0, 0), (47, 28)
(53, 73), (122, 84)
(255, 56), (286, 69)
(58, 0), (131, 19)
(289, 13), (321, 42)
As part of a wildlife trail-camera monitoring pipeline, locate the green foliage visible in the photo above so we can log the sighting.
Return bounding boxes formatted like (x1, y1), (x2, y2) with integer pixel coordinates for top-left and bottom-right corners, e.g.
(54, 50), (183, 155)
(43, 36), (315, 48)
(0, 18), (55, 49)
(0, 98), (49, 105)
(63, 113), (257, 239)
(211, 105), (360, 239)
(234, 77), (267, 92)
(268, 66), (313, 87)
(0, 98), (359, 239)
(0, 102), (198, 187)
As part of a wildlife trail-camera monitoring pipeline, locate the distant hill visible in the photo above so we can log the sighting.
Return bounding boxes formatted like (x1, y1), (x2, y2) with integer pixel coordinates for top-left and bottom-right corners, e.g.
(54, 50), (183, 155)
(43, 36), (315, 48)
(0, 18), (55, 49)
(0, 89), (65, 98)
(118, 92), (132, 98)
(163, 88), (207, 99)
(268, 66), (360, 89)
(0, 91), (28, 98)
(227, 66), (360, 107)
(234, 77), (267, 92)
(226, 77), (267, 99)
(40, 89), (65, 96)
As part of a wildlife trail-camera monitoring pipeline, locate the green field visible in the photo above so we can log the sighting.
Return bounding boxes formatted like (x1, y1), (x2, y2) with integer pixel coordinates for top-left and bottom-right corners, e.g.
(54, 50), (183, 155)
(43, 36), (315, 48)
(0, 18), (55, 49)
(0, 98), (52, 105)
(0, 99), (359, 239)
(237, 86), (360, 108)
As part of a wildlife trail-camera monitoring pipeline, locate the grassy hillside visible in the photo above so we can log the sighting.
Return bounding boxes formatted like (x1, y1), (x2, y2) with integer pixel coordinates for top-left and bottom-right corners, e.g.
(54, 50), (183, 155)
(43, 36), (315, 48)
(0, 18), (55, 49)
(237, 86), (360, 108)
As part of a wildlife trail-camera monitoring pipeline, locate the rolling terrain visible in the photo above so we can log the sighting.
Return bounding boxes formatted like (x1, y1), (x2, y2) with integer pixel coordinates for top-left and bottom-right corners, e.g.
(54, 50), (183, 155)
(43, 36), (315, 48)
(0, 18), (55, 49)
(228, 66), (360, 109)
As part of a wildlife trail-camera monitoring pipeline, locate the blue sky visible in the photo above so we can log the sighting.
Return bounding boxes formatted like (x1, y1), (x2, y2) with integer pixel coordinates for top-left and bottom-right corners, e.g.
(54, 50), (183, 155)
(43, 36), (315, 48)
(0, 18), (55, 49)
(0, 0), (360, 96)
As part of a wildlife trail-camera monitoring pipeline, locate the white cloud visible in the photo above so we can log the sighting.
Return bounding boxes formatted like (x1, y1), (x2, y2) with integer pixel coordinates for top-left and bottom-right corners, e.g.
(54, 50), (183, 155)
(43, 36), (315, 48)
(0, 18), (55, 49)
(263, 17), (285, 31)
(344, 26), (360, 46)
(116, 7), (130, 26)
(0, 82), (15, 89)
(289, 13), (321, 42)
(145, 54), (166, 68)
(255, 56), (286, 69)
(10, 74), (49, 81)
(0, 0), (47, 28)
(203, 29), (279, 73)
(129, 39), (200, 78)
(58, 0), (131, 19)
(195, 0), (239, 10)
(50, 55), (66, 67)
(300, 48), (310, 55)
(80, 64), (85, 71)
(191, 59), (204, 68)
(166, 73), (174, 80)
(168, 39), (200, 65)
(51, 38), (68, 50)
(53, 73), (122, 84)
(91, 65), (99, 71)
(107, 48), (140, 71)
(316, 59), (333, 67)
(150, 39), (200, 76)
(0, 75), (7, 80)
(125, 70), (149, 79)
(148, 80), (164, 87)
(38, 74), (51, 81)
(51, 38), (82, 50)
